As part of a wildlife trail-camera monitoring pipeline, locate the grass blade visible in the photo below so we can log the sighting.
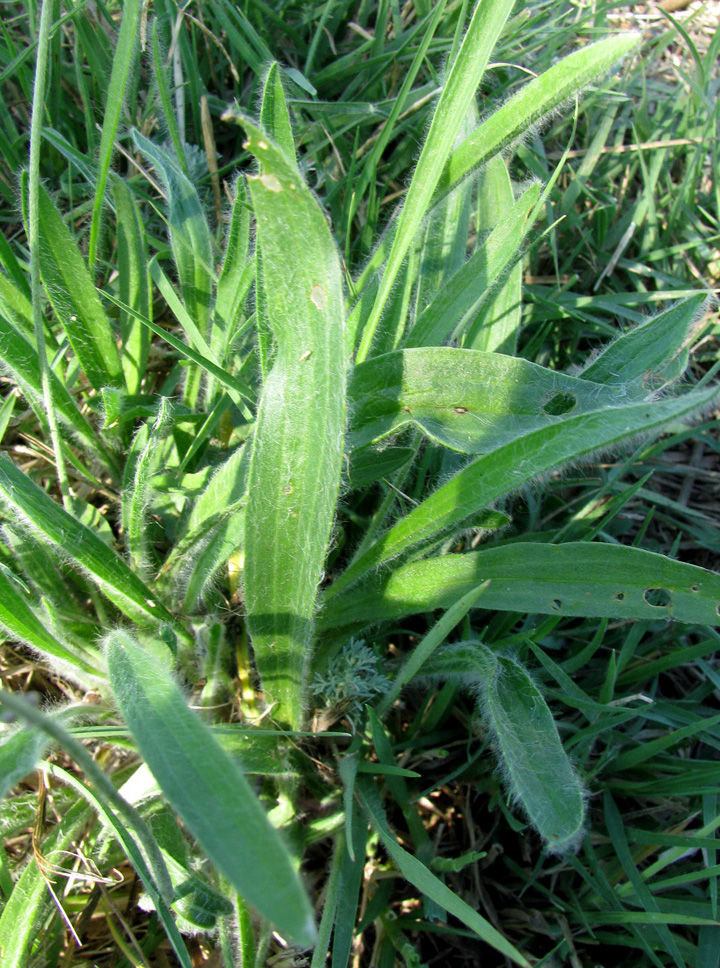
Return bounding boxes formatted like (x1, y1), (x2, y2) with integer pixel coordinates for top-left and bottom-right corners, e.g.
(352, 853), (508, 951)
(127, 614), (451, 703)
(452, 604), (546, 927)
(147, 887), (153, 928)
(358, 776), (530, 966)
(356, 0), (515, 361)
(87, 0), (140, 272)
(0, 454), (172, 625)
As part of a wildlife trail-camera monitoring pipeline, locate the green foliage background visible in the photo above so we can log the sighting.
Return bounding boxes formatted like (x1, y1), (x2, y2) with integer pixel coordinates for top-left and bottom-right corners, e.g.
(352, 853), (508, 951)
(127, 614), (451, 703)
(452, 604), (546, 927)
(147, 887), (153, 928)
(0, 1), (719, 966)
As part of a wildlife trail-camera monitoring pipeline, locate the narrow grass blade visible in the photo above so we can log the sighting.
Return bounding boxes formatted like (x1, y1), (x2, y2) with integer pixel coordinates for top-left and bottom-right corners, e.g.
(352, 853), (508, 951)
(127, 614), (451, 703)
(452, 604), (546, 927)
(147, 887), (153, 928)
(357, 777), (530, 966)
(87, 0), (140, 272)
(28, 179), (123, 390)
(332, 811), (368, 968)
(233, 119), (346, 729)
(0, 798), (90, 968)
(112, 177), (151, 394)
(131, 131), (215, 342)
(422, 644), (586, 853)
(376, 582), (490, 716)
(309, 833), (344, 968)
(0, 311), (116, 468)
(106, 630), (317, 947)
(405, 183), (540, 348)
(322, 541), (720, 631)
(40, 759), (191, 967)
(467, 157), (522, 353)
(151, 20), (188, 175)
(604, 791), (686, 967)
(436, 34), (641, 202)
(100, 289), (255, 416)
(356, 0), (515, 361)
(327, 385), (718, 598)
(348, 346), (634, 454)
(0, 454), (172, 625)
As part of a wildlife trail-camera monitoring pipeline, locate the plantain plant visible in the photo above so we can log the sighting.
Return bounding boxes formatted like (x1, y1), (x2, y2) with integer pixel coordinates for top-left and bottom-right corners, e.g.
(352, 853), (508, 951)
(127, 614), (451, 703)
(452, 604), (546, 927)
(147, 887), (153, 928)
(1, 1), (719, 966)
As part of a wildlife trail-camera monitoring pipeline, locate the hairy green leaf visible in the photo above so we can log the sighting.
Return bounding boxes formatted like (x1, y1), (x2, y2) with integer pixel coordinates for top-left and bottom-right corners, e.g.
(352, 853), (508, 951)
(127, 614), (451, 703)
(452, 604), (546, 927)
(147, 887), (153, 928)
(348, 347), (635, 454)
(235, 119), (346, 729)
(106, 630), (316, 946)
(437, 33), (641, 201)
(327, 386), (718, 599)
(422, 644), (585, 852)
(323, 542), (720, 630)
(31, 181), (123, 390)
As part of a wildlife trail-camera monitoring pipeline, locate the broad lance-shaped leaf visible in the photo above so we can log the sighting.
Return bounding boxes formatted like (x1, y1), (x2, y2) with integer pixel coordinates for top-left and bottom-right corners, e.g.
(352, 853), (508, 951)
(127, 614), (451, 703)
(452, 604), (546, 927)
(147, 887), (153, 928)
(321, 542), (720, 631)
(356, 0), (515, 361)
(0, 454), (172, 625)
(581, 294), (706, 391)
(421, 644), (585, 853)
(236, 119), (346, 729)
(25, 179), (123, 390)
(106, 631), (316, 947)
(326, 384), (718, 600)
(348, 347), (633, 454)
